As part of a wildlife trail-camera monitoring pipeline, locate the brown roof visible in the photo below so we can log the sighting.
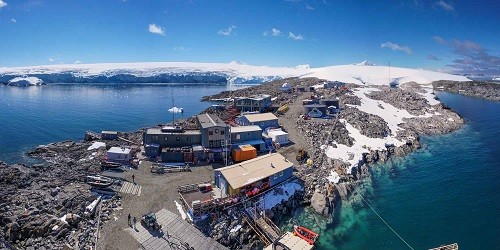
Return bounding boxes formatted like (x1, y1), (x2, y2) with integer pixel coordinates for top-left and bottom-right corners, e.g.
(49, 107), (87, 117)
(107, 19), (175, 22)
(216, 153), (293, 189)
(243, 113), (278, 123)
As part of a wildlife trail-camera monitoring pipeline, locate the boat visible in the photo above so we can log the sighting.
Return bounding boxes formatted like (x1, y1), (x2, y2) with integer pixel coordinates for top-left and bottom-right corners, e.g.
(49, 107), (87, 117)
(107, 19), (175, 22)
(86, 175), (115, 188)
(293, 225), (319, 245)
(90, 187), (117, 196)
(101, 161), (122, 169)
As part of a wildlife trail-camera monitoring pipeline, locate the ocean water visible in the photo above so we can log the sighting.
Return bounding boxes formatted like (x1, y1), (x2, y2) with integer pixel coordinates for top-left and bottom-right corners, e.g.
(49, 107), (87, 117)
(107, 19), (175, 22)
(0, 83), (243, 164)
(282, 92), (500, 249)
(1, 84), (499, 249)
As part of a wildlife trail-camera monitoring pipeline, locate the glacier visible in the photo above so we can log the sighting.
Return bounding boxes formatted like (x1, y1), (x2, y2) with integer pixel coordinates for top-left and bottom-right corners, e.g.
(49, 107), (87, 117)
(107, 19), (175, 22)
(0, 61), (470, 85)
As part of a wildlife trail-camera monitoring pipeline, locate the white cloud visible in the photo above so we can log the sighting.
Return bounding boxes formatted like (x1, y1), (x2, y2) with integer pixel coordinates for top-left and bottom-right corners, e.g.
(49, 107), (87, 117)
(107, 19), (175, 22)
(74, 60), (82, 64)
(380, 42), (413, 54)
(148, 23), (166, 36)
(264, 28), (282, 37)
(10, 18), (16, 23)
(271, 28), (281, 36)
(436, 0), (454, 11)
(306, 4), (314, 10)
(173, 46), (185, 51)
(432, 36), (448, 45)
(218, 25), (236, 36)
(0, 0), (7, 8)
(288, 32), (303, 40)
(48, 57), (56, 62)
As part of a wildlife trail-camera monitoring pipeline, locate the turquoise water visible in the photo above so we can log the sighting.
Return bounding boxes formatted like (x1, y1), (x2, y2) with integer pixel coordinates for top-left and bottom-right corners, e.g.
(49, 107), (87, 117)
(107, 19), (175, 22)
(0, 83), (242, 164)
(283, 92), (500, 249)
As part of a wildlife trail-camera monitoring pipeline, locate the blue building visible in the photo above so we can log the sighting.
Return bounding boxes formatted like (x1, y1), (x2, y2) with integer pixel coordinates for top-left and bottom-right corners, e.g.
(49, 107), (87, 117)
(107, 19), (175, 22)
(230, 125), (265, 151)
(213, 153), (294, 196)
(237, 113), (279, 130)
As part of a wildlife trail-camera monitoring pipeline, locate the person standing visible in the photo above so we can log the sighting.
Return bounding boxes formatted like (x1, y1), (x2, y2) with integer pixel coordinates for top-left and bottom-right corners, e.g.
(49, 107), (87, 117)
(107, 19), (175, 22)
(128, 213), (131, 227)
(132, 174), (135, 184)
(133, 216), (137, 230)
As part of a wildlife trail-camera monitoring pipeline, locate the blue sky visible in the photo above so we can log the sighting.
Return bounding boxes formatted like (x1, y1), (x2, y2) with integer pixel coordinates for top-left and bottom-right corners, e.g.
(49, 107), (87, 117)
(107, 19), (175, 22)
(0, 0), (498, 74)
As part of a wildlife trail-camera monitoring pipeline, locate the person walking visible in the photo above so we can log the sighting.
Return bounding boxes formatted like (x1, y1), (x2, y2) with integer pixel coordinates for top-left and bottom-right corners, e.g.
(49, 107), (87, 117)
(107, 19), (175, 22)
(128, 213), (131, 227)
(133, 216), (137, 230)
(132, 174), (135, 184)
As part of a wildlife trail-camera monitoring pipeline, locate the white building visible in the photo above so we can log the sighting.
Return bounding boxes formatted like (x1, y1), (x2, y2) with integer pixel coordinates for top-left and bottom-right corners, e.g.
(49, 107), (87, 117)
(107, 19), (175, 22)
(106, 147), (132, 161)
(268, 129), (289, 145)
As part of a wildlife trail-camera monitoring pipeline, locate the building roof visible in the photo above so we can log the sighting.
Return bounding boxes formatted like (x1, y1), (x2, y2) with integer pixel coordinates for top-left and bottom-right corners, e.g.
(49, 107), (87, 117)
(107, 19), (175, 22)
(197, 113), (227, 129)
(230, 125), (262, 133)
(268, 130), (288, 136)
(101, 131), (118, 134)
(146, 128), (201, 135)
(215, 153), (293, 189)
(107, 147), (131, 154)
(235, 94), (271, 101)
(243, 113), (278, 123)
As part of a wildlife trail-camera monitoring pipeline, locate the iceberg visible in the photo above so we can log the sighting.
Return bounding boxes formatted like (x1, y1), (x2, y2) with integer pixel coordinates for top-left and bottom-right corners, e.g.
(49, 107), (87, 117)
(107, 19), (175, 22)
(6, 76), (44, 86)
(168, 107), (184, 113)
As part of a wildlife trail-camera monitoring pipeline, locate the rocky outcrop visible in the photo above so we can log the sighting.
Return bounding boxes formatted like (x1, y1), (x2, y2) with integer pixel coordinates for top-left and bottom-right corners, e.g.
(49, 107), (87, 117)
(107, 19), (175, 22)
(311, 191), (329, 216)
(433, 80), (500, 101)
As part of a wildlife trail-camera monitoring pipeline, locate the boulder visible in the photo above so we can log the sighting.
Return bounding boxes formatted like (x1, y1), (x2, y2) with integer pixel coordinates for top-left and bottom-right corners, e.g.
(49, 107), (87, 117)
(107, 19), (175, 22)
(311, 191), (329, 216)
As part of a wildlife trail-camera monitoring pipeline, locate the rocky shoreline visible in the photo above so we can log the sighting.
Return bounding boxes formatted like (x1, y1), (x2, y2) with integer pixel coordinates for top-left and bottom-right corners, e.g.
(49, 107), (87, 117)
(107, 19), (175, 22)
(433, 80), (500, 101)
(1, 77), (467, 249)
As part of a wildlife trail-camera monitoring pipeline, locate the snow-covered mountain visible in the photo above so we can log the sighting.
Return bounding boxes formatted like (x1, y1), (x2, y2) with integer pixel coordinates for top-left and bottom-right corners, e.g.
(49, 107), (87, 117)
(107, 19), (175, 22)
(0, 61), (469, 85)
(352, 60), (376, 66)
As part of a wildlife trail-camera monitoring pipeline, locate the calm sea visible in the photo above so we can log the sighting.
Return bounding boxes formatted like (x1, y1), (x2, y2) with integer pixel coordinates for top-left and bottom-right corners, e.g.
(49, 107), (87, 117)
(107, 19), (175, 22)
(0, 83), (243, 164)
(1, 84), (498, 249)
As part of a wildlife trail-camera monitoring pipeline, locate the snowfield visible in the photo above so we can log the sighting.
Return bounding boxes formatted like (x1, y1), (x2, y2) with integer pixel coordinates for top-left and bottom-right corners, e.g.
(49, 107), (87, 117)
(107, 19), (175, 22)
(0, 61), (469, 85)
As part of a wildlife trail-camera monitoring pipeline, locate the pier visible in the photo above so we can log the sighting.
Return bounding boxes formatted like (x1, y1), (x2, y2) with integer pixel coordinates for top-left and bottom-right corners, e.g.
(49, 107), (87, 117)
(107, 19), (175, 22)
(126, 208), (227, 250)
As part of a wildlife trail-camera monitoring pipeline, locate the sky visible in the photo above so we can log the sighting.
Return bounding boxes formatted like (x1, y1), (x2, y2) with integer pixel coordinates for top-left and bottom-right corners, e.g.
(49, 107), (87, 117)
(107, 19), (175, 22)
(0, 0), (498, 74)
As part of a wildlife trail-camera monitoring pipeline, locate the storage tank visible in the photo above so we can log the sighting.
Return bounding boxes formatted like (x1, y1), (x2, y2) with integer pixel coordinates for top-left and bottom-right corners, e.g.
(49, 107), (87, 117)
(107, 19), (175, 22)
(232, 144), (257, 162)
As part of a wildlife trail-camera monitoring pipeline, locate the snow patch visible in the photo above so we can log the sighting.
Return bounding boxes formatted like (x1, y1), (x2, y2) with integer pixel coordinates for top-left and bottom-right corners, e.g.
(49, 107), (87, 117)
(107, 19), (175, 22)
(229, 224), (242, 233)
(259, 181), (302, 210)
(87, 142), (106, 151)
(175, 200), (187, 220)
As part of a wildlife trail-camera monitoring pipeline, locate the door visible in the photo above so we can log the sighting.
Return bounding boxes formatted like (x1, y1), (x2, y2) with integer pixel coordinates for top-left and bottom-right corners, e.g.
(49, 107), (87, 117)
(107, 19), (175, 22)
(219, 177), (227, 195)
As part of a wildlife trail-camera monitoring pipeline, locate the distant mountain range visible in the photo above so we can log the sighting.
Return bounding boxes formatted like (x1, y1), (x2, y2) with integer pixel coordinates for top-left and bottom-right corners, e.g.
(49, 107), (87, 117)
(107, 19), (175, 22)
(0, 61), (470, 85)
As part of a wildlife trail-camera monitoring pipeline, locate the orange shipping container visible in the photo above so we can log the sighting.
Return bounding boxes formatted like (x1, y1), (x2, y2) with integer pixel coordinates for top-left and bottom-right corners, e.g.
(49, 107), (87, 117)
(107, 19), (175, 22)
(232, 145), (257, 162)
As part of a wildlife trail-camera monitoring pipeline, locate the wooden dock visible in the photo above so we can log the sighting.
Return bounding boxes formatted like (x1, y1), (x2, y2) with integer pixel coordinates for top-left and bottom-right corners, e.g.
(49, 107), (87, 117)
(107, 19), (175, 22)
(126, 208), (227, 250)
(119, 181), (142, 196)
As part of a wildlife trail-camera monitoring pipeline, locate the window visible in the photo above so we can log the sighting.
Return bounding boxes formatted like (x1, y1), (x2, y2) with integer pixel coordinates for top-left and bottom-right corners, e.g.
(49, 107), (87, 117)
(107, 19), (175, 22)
(236, 134), (241, 140)
(209, 131), (213, 135)
(215, 129), (219, 134)
(164, 136), (168, 141)
(274, 173), (278, 179)
(176, 137), (180, 141)
(221, 130), (224, 135)
(152, 135), (159, 141)
(280, 171), (284, 177)
(187, 137), (191, 141)
(209, 141), (213, 147)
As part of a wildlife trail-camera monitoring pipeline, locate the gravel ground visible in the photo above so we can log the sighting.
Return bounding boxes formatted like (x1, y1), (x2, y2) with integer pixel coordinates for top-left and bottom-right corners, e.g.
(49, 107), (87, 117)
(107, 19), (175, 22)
(97, 161), (215, 250)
